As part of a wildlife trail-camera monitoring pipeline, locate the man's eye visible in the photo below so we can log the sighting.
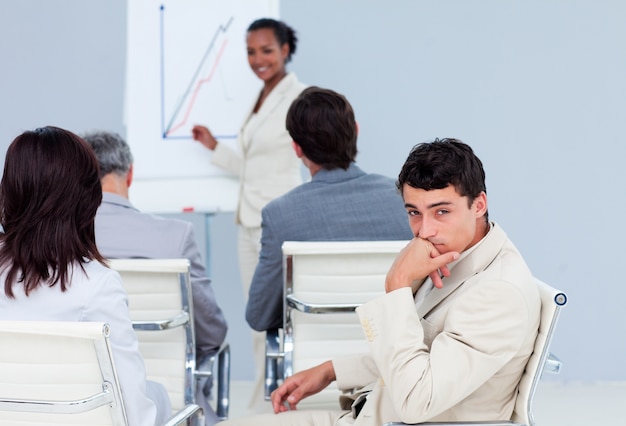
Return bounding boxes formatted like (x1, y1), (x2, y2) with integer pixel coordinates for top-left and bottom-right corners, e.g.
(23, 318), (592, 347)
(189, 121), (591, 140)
(407, 210), (420, 216)
(437, 209), (449, 215)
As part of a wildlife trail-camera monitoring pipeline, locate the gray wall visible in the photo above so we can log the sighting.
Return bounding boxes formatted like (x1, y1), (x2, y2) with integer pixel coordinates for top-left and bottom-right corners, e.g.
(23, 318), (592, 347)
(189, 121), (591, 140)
(0, 0), (127, 144)
(1, 0), (625, 382)
(282, 0), (626, 384)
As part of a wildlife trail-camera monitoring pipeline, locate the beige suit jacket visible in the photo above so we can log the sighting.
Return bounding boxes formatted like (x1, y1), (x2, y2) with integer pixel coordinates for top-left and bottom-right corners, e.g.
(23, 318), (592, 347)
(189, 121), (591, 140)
(211, 72), (307, 227)
(333, 222), (541, 425)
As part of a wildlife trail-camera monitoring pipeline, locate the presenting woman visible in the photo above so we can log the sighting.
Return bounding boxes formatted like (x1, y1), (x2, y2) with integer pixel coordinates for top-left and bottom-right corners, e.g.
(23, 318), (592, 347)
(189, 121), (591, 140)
(0, 126), (171, 426)
(192, 18), (307, 413)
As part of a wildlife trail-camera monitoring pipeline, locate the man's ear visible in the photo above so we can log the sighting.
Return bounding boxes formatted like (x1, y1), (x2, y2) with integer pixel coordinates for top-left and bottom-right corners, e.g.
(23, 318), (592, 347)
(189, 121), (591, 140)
(355, 120), (360, 136)
(292, 141), (304, 158)
(473, 191), (488, 217)
(126, 164), (134, 188)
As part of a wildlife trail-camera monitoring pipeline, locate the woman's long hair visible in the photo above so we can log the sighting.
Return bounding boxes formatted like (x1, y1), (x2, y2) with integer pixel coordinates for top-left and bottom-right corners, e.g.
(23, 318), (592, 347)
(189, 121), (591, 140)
(0, 126), (105, 297)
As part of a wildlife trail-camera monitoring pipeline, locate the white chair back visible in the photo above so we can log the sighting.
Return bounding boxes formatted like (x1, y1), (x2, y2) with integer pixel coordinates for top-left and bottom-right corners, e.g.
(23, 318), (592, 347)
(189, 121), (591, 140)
(282, 240), (409, 409)
(108, 258), (194, 412)
(0, 321), (127, 426)
(511, 278), (567, 425)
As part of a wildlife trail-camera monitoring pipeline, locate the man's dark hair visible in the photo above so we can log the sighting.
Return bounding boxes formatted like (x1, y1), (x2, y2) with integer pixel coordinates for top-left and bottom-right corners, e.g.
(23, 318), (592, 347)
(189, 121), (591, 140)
(286, 86), (357, 170)
(398, 138), (488, 222)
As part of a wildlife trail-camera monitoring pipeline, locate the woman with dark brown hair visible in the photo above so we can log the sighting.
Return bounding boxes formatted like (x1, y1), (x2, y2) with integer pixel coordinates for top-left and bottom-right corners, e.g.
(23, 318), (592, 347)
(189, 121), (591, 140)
(0, 126), (171, 426)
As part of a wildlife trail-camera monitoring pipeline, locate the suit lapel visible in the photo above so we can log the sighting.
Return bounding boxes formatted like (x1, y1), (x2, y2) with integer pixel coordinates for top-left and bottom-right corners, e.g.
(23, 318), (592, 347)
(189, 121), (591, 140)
(417, 223), (508, 318)
(241, 73), (295, 152)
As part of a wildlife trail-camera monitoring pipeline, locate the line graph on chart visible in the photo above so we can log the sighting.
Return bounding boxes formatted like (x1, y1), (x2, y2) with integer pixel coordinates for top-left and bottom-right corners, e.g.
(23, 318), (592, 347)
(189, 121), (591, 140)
(160, 5), (244, 140)
(125, 0), (278, 179)
(160, 6), (240, 140)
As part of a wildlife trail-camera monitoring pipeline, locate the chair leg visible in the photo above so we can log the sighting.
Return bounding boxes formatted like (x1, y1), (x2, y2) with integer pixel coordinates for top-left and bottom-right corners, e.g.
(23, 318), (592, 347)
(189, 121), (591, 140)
(216, 344), (231, 420)
(264, 328), (283, 400)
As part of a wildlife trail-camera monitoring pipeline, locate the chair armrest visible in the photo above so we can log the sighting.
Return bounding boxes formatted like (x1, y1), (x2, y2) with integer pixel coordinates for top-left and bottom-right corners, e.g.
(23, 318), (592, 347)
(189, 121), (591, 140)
(543, 352), (562, 374)
(286, 295), (361, 314)
(132, 312), (189, 331)
(0, 385), (114, 414)
(195, 342), (229, 378)
(194, 342), (231, 420)
(265, 328), (283, 400)
(383, 421), (522, 426)
(163, 403), (203, 426)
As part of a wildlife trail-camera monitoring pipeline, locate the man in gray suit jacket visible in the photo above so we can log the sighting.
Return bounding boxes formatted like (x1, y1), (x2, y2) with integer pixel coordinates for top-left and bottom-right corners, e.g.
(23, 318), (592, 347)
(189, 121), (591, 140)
(221, 139), (541, 426)
(245, 87), (413, 333)
(83, 130), (228, 425)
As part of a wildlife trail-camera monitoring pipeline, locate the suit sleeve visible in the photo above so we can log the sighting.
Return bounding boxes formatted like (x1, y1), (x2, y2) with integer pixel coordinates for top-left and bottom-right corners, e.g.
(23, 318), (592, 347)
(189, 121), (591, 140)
(356, 284), (531, 423)
(211, 140), (242, 176)
(181, 223), (228, 359)
(245, 206), (284, 331)
(333, 353), (380, 391)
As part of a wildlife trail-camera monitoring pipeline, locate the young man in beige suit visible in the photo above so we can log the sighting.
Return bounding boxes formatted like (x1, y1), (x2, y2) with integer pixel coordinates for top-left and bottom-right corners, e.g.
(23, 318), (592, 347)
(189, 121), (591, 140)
(219, 139), (541, 425)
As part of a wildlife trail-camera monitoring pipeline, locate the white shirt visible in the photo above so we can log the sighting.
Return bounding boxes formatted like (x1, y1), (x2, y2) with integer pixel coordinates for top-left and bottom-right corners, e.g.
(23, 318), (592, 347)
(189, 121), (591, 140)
(0, 260), (168, 426)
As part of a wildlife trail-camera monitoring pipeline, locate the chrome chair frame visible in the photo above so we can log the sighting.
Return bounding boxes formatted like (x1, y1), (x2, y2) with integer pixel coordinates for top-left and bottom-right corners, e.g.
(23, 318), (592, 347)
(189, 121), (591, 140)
(0, 320), (202, 426)
(109, 258), (230, 421)
(194, 342), (231, 420)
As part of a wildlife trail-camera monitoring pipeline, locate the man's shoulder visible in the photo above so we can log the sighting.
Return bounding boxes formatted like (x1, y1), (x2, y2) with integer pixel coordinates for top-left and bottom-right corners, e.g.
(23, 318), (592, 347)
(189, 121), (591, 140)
(100, 204), (191, 231)
(352, 173), (401, 200)
(263, 180), (316, 209)
(470, 223), (535, 289)
(95, 203), (194, 258)
(360, 172), (397, 186)
(262, 171), (398, 216)
(138, 210), (192, 230)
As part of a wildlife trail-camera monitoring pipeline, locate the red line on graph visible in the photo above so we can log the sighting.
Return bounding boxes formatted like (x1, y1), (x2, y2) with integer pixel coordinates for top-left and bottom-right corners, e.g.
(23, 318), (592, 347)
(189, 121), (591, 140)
(166, 38), (229, 136)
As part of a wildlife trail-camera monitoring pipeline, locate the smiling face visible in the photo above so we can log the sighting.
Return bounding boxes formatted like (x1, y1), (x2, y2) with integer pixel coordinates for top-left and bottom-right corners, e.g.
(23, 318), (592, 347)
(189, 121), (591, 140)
(246, 28), (289, 86)
(403, 183), (488, 254)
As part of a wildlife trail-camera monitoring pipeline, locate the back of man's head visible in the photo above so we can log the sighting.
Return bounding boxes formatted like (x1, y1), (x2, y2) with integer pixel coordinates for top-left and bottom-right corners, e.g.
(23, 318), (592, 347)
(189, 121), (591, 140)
(82, 130), (133, 179)
(286, 86), (357, 170)
(398, 138), (487, 206)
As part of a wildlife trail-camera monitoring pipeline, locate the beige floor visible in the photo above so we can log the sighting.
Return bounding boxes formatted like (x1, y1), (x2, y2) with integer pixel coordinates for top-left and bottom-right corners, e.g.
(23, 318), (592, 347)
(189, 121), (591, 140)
(533, 381), (625, 425)
(224, 380), (626, 425)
